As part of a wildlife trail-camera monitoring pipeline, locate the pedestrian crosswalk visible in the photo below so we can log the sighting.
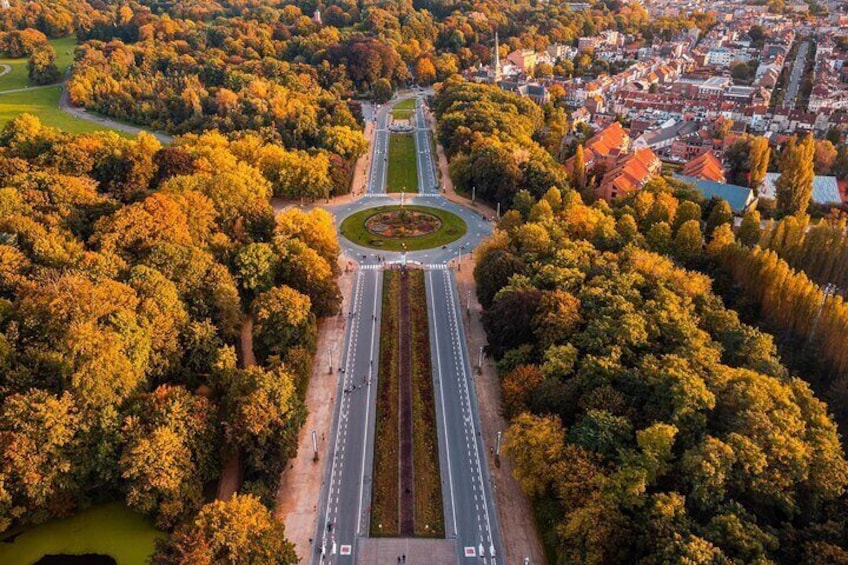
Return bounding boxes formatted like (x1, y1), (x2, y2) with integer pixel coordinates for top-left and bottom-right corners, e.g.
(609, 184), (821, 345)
(358, 263), (448, 271)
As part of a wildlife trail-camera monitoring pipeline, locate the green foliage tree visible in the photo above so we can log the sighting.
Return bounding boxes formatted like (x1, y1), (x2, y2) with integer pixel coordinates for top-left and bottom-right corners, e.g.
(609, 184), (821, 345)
(706, 199), (732, 237)
(253, 285), (316, 362)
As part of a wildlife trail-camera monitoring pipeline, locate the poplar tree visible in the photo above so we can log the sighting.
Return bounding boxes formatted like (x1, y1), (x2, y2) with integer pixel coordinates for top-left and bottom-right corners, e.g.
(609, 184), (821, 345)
(749, 136), (770, 190)
(775, 134), (816, 217)
(572, 143), (587, 193)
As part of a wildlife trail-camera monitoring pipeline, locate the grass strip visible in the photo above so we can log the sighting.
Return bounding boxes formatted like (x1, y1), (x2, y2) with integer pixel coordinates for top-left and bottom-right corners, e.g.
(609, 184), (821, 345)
(387, 133), (418, 193)
(408, 270), (444, 537)
(371, 270), (400, 536)
(391, 98), (416, 119)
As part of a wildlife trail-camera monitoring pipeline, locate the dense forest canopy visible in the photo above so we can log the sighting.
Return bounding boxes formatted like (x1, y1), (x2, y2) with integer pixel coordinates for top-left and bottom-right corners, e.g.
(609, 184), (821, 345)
(476, 181), (848, 564)
(0, 115), (339, 559)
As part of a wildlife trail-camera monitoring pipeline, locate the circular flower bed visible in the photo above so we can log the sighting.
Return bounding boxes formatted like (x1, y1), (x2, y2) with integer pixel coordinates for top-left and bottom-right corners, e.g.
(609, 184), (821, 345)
(365, 209), (443, 239)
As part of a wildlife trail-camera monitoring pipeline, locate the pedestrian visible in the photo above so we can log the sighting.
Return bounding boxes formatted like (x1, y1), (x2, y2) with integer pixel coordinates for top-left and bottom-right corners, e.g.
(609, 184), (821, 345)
(403, 555), (406, 563)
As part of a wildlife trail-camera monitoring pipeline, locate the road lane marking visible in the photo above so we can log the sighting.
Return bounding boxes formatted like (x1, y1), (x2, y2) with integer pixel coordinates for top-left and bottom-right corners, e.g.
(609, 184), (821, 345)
(427, 270), (458, 537)
(443, 269), (496, 553)
(355, 271), (380, 537)
(319, 269), (364, 564)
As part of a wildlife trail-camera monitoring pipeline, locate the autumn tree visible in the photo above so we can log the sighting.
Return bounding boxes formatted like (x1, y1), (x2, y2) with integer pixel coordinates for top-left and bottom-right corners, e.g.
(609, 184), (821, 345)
(27, 44), (60, 85)
(749, 136), (770, 189)
(572, 143), (587, 193)
(0, 390), (83, 532)
(415, 57), (437, 84)
(119, 385), (218, 528)
(151, 494), (297, 565)
(252, 285), (316, 362)
(221, 364), (305, 476)
(775, 135), (815, 217)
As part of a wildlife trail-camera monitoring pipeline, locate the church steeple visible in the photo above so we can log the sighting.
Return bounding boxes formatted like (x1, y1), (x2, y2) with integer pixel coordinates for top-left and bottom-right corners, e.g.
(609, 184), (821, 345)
(492, 31), (502, 82)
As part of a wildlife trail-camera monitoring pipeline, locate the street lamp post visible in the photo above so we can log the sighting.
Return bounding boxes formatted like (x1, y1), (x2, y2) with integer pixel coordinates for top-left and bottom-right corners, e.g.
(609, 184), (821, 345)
(477, 345), (484, 373)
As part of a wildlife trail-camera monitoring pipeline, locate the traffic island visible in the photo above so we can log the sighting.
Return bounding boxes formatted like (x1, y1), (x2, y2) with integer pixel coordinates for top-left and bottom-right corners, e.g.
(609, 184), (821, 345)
(340, 205), (467, 251)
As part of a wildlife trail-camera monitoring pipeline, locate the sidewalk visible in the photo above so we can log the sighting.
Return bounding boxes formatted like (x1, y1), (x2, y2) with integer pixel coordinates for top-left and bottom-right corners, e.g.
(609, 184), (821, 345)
(274, 256), (356, 561)
(455, 227), (546, 564)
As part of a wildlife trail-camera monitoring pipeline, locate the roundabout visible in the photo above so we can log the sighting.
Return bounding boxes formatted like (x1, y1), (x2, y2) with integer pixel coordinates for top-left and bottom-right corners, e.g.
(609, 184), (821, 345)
(340, 204), (467, 251)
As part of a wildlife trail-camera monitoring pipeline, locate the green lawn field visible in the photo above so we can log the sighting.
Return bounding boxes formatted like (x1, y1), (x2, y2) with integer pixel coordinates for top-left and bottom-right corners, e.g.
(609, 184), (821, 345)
(0, 502), (164, 565)
(0, 36), (77, 92)
(0, 87), (113, 134)
(387, 134), (418, 193)
(0, 36), (125, 135)
(390, 98), (416, 119)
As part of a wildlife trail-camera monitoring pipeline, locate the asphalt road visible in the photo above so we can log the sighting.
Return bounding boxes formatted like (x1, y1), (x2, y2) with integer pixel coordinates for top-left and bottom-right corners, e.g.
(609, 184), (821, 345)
(316, 267), (383, 563)
(312, 93), (501, 565)
(427, 267), (502, 563)
(414, 97), (440, 195)
(366, 102), (391, 194)
(784, 40), (809, 110)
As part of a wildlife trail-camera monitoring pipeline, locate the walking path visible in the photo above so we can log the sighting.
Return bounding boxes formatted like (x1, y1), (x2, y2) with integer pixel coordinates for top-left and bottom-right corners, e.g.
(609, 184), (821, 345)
(455, 264), (547, 565)
(58, 86), (175, 143)
(275, 257), (356, 562)
(215, 315), (256, 501)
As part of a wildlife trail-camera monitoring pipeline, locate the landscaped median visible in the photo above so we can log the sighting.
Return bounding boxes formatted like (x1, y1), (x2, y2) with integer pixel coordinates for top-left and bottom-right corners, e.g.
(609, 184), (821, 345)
(370, 269), (443, 538)
(339, 204), (467, 251)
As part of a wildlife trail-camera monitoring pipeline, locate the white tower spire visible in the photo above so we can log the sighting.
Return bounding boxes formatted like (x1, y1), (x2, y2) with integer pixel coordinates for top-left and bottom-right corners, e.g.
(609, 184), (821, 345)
(492, 31), (502, 82)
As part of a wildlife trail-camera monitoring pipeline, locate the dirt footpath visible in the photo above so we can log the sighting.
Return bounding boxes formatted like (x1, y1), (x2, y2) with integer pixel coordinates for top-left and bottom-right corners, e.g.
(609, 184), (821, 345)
(456, 247), (547, 565)
(274, 257), (355, 561)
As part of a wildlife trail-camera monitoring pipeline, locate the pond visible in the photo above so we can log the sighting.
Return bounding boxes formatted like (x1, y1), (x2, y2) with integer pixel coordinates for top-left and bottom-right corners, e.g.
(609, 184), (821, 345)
(0, 502), (163, 565)
(35, 554), (116, 565)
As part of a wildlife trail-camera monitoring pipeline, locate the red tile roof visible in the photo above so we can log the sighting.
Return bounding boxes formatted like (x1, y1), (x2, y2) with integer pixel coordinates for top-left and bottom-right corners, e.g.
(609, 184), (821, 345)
(597, 147), (661, 200)
(682, 152), (726, 183)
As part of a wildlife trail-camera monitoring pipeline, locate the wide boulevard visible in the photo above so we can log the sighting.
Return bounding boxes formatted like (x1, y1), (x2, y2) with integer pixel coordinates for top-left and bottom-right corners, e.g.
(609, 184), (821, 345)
(312, 92), (501, 565)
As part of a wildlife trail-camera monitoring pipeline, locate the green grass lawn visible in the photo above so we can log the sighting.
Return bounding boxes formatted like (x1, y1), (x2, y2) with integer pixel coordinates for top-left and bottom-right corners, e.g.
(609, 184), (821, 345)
(340, 204), (467, 251)
(0, 36), (124, 136)
(387, 134), (418, 193)
(391, 98), (416, 119)
(0, 86), (117, 134)
(0, 36), (78, 92)
(0, 502), (164, 565)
